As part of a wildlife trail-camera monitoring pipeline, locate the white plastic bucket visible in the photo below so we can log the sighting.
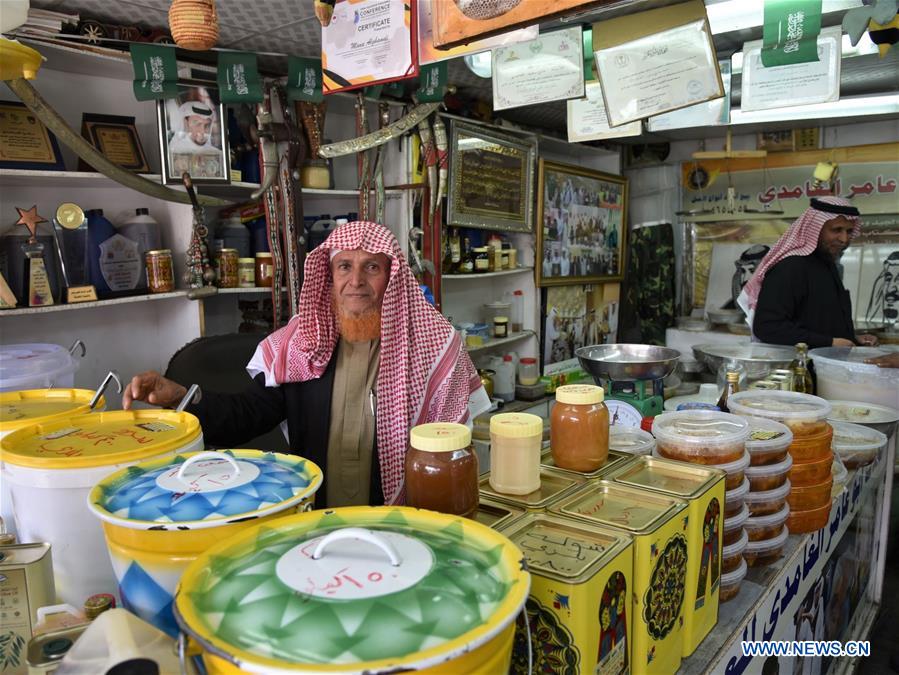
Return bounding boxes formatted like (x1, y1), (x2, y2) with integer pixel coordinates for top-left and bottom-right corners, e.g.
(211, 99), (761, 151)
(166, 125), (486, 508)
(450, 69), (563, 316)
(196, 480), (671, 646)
(809, 346), (899, 411)
(0, 343), (82, 392)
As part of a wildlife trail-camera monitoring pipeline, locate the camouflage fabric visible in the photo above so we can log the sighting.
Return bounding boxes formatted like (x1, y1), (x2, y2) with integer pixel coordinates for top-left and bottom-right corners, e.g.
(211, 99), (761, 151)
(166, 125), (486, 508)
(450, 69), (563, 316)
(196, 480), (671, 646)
(620, 223), (676, 345)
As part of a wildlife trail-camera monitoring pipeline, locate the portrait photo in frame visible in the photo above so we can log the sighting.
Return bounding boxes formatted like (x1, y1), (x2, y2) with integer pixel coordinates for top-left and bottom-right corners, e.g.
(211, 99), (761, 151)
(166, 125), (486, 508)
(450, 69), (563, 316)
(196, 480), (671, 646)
(537, 160), (628, 286)
(446, 119), (536, 233)
(157, 81), (229, 184)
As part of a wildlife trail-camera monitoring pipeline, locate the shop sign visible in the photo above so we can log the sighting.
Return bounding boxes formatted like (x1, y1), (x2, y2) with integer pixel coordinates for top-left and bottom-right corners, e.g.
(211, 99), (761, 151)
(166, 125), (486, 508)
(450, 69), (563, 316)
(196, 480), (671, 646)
(217, 52), (263, 103)
(287, 57), (323, 103)
(761, 0), (823, 67)
(129, 44), (177, 101)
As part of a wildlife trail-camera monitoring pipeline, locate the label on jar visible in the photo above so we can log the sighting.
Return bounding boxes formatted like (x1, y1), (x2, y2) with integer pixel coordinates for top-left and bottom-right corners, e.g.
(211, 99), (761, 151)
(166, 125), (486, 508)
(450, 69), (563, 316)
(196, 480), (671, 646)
(475, 258), (489, 271)
(99, 234), (141, 291)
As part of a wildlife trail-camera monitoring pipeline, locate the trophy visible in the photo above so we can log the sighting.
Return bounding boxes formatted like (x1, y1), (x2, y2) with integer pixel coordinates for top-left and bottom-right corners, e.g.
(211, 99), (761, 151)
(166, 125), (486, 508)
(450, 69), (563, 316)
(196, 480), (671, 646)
(14, 205), (54, 307)
(52, 202), (97, 303)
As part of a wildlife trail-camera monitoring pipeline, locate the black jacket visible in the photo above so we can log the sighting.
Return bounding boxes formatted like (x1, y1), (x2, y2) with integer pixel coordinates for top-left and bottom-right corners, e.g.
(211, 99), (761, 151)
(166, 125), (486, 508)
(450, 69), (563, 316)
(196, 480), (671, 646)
(753, 250), (856, 348)
(186, 356), (383, 508)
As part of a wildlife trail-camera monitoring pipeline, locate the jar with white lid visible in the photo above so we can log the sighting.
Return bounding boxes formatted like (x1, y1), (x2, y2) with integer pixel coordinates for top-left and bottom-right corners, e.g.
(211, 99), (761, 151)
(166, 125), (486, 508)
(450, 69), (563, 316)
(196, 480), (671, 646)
(551, 385), (609, 472)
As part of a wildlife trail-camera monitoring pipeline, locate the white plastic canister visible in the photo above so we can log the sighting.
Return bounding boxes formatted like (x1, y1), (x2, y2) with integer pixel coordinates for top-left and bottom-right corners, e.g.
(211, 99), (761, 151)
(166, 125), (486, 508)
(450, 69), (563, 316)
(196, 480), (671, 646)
(0, 410), (203, 606)
(0, 343), (82, 392)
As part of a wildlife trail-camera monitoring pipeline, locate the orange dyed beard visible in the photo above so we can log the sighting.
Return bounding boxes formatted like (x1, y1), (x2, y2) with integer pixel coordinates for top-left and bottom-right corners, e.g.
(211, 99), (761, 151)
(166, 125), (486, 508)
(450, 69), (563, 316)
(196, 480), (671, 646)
(334, 300), (382, 342)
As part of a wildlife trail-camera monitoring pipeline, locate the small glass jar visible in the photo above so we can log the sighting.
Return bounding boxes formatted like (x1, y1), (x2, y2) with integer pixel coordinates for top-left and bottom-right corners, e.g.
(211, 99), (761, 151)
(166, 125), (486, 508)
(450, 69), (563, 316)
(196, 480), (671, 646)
(489, 413), (543, 495)
(214, 248), (239, 288)
(473, 247), (490, 273)
(493, 316), (508, 338)
(255, 252), (274, 287)
(406, 423), (479, 518)
(551, 384), (610, 472)
(301, 159), (331, 189)
(145, 249), (174, 293)
(518, 357), (539, 385)
(238, 258), (255, 287)
(508, 248), (517, 269)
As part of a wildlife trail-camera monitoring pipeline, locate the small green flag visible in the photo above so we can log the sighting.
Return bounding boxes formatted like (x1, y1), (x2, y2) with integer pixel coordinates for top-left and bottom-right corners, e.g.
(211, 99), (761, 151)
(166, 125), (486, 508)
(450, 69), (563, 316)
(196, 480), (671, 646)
(218, 52), (263, 103)
(761, 0), (823, 67)
(583, 27), (595, 84)
(129, 44), (177, 101)
(287, 57), (323, 103)
(415, 62), (447, 102)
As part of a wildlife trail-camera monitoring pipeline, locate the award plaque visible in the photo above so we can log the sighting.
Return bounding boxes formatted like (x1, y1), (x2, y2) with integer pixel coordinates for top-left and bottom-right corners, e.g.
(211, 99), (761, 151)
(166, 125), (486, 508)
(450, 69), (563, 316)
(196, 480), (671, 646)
(15, 205), (54, 307)
(0, 101), (66, 170)
(79, 113), (151, 173)
(52, 202), (97, 303)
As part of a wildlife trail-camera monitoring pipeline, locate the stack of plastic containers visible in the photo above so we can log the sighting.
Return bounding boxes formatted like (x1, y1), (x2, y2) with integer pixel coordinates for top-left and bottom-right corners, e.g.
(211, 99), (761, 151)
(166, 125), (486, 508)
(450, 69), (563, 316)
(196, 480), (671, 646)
(729, 391), (833, 535)
(609, 425), (656, 456)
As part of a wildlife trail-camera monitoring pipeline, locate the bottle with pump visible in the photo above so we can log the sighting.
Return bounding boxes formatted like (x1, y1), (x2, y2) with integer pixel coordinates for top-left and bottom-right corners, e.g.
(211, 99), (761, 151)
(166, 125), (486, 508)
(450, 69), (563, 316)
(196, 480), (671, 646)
(717, 369), (740, 412)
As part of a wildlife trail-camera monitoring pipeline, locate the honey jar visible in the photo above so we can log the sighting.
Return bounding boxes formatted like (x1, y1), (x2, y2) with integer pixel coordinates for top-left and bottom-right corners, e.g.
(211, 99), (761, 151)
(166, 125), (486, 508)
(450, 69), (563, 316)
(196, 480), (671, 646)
(406, 423), (479, 518)
(255, 252), (274, 287)
(489, 413), (543, 495)
(214, 248), (239, 288)
(551, 384), (610, 473)
(145, 249), (174, 293)
(237, 258), (255, 287)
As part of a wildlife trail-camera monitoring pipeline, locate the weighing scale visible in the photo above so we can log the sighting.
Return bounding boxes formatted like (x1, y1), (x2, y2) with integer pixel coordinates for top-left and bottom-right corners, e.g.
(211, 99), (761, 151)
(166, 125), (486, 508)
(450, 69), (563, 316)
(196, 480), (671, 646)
(576, 344), (681, 422)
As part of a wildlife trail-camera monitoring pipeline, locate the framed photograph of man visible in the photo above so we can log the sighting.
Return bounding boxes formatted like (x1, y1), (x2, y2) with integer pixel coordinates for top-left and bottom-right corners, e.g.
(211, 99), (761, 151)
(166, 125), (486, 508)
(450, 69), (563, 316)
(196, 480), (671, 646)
(157, 81), (229, 184)
(536, 160), (628, 286)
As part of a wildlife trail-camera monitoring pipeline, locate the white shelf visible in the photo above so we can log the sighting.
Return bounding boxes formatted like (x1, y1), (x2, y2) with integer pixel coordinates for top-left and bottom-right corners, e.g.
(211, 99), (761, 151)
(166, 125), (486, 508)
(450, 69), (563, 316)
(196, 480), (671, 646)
(466, 330), (536, 353)
(303, 188), (404, 198)
(444, 267), (534, 280)
(210, 287), (283, 295)
(0, 290), (188, 316)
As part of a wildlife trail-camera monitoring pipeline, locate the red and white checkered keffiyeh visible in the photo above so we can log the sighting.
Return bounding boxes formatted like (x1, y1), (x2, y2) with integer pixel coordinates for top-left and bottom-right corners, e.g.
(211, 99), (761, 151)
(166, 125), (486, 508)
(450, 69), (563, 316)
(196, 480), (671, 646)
(738, 196), (861, 315)
(248, 221), (482, 505)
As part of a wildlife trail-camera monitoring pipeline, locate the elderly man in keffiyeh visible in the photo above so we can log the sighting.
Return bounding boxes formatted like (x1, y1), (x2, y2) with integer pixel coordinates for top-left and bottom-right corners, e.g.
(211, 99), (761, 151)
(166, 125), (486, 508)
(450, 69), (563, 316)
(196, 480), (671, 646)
(124, 221), (490, 507)
(737, 196), (878, 348)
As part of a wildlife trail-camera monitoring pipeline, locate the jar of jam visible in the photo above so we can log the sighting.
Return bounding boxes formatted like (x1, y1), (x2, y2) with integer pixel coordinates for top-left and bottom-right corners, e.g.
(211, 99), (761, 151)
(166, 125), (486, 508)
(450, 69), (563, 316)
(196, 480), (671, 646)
(551, 384), (609, 472)
(489, 412), (543, 495)
(255, 252), (274, 287)
(238, 258), (255, 287)
(473, 247), (490, 273)
(214, 248), (239, 288)
(406, 423), (479, 518)
(145, 249), (174, 293)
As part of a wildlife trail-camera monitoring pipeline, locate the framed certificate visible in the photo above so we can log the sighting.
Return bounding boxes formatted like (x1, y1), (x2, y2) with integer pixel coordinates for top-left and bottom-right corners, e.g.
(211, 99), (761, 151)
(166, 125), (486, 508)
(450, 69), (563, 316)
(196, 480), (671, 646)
(80, 113), (151, 173)
(322, 0), (418, 94)
(647, 60), (731, 132)
(446, 119), (536, 233)
(567, 82), (643, 142)
(492, 27), (584, 111)
(0, 100), (66, 171)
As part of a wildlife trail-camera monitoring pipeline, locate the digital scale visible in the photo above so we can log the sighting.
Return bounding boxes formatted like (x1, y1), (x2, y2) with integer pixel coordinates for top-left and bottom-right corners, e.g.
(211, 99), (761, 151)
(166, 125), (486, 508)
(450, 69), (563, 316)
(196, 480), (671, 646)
(576, 344), (681, 424)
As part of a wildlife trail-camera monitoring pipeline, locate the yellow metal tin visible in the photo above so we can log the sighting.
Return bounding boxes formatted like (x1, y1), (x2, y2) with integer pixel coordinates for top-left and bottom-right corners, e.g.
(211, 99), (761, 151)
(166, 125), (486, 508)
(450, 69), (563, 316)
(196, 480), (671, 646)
(542, 449), (636, 480)
(475, 497), (525, 529)
(0, 410), (201, 469)
(0, 543), (55, 674)
(605, 456), (726, 657)
(480, 467), (584, 511)
(0, 389), (105, 435)
(500, 513), (634, 675)
(552, 481), (690, 674)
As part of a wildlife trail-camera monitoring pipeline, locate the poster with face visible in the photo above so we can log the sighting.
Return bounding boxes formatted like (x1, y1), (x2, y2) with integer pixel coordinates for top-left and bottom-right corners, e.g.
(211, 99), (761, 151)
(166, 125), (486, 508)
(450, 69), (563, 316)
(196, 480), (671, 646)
(157, 82), (229, 184)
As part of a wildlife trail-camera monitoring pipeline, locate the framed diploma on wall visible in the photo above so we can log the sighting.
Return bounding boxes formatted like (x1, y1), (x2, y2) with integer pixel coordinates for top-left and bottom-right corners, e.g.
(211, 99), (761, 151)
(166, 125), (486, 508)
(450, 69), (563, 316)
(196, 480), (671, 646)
(536, 160), (628, 287)
(79, 113), (151, 173)
(446, 119), (536, 233)
(0, 100), (66, 171)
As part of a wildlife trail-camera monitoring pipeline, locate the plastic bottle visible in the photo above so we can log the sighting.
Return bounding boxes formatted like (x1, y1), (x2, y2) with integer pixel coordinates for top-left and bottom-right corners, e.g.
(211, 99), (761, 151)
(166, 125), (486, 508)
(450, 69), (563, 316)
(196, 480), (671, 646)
(85, 209), (118, 297)
(217, 215), (251, 258)
(492, 354), (516, 402)
(118, 208), (162, 291)
(509, 289), (524, 332)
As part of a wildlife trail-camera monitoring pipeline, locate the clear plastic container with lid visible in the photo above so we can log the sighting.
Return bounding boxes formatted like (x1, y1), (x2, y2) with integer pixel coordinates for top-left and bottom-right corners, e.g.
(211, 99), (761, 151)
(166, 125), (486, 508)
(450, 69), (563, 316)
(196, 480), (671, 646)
(744, 503), (789, 541)
(406, 423), (479, 518)
(489, 413), (544, 495)
(744, 527), (788, 567)
(831, 455), (848, 497)
(787, 501), (831, 533)
(829, 421), (887, 469)
(727, 391), (832, 437)
(550, 385), (609, 472)
(744, 481), (791, 517)
(723, 501), (749, 545)
(745, 454), (792, 492)
(790, 452), (833, 486)
(609, 426), (656, 456)
(720, 558), (747, 602)
(0, 343), (82, 392)
(651, 410), (750, 465)
(742, 416), (793, 466)
(517, 357), (539, 385)
(715, 451), (751, 490)
(725, 477), (749, 518)
(722, 529), (748, 574)
(789, 423), (833, 462)
(788, 476), (833, 511)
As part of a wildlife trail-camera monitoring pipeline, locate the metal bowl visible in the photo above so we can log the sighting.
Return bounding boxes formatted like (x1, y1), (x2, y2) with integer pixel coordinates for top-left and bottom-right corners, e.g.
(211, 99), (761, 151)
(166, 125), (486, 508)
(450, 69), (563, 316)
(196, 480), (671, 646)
(576, 344), (681, 383)
(707, 309), (745, 326)
(692, 342), (796, 379)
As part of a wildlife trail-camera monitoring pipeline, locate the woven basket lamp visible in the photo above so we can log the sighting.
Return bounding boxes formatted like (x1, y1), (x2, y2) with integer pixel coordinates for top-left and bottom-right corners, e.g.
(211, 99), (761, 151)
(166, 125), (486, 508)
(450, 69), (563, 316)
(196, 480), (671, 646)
(169, 0), (219, 51)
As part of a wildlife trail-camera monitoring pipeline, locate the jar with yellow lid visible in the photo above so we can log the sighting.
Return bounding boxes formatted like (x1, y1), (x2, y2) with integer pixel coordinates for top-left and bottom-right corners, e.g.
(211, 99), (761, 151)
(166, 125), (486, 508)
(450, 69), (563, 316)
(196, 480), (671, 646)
(551, 384), (609, 472)
(489, 413), (543, 495)
(406, 423), (479, 518)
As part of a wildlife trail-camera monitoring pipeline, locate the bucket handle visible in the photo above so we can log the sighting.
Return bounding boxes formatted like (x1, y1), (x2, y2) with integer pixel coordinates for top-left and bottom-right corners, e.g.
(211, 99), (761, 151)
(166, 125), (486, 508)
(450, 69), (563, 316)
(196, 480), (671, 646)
(90, 370), (122, 410)
(36, 603), (80, 623)
(311, 527), (402, 567)
(175, 384), (201, 413)
(176, 451), (242, 485)
(68, 340), (86, 358)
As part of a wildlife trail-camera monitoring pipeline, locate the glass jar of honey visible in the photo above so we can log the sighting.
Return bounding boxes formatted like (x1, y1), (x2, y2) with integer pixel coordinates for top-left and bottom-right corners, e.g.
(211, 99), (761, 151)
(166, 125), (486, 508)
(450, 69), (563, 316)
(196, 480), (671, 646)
(145, 249), (174, 293)
(255, 252), (274, 287)
(406, 423), (479, 518)
(551, 384), (609, 472)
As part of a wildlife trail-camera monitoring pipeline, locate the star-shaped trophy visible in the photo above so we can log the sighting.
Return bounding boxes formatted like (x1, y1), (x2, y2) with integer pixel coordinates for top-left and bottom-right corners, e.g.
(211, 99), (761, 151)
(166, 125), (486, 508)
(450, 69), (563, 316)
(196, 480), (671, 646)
(15, 205), (54, 307)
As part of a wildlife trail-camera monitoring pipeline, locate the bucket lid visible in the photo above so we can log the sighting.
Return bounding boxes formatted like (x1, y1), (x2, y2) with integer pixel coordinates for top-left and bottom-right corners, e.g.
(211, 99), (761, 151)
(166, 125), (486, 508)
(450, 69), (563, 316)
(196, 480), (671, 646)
(727, 391), (832, 423)
(88, 450), (323, 530)
(743, 416), (794, 454)
(173, 506), (530, 672)
(651, 410), (750, 448)
(827, 400), (899, 426)
(829, 421), (887, 451)
(808, 346), (899, 380)
(0, 344), (80, 392)
(0, 410), (201, 469)
(0, 389), (104, 434)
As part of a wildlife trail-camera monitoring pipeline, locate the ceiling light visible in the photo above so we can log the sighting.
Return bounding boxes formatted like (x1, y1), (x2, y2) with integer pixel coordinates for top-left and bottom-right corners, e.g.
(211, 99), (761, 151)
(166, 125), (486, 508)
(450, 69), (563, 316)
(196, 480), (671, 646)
(731, 93), (899, 123)
(463, 51), (492, 78)
(705, 0), (863, 34)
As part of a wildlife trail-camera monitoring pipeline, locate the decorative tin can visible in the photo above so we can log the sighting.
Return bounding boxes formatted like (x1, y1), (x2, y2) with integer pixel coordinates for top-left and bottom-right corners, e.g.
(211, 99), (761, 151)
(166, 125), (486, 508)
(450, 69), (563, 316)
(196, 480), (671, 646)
(542, 449), (636, 480)
(552, 481), (689, 675)
(500, 513), (634, 675)
(474, 496), (525, 530)
(237, 258), (255, 287)
(214, 248), (239, 288)
(26, 623), (88, 674)
(605, 456), (726, 657)
(145, 249), (174, 293)
(0, 543), (54, 675)
(479, 467), (584, 512)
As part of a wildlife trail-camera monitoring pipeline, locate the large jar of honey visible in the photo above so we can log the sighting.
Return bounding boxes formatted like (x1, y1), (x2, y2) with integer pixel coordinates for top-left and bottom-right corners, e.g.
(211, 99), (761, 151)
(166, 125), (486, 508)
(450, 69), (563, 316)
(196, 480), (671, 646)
(406, 423), (479, 518)
(551, 384), (609, 472)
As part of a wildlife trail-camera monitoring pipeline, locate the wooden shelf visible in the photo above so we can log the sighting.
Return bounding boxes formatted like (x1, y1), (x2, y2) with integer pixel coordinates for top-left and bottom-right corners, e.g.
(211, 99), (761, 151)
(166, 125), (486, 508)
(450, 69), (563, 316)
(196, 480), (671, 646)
(444, 267), (533, 280)
(466, 330), (536, 353)
(0, 290), (188, 316)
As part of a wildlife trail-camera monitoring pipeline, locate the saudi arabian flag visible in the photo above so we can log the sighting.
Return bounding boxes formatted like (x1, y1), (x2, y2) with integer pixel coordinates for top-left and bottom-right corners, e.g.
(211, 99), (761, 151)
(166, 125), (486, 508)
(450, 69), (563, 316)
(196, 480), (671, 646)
(761, 0), (823, 67)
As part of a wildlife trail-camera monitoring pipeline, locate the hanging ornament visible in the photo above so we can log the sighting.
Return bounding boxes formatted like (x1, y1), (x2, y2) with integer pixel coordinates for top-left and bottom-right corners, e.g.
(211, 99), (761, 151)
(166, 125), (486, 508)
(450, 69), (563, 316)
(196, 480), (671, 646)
(169, 0), (219, 51)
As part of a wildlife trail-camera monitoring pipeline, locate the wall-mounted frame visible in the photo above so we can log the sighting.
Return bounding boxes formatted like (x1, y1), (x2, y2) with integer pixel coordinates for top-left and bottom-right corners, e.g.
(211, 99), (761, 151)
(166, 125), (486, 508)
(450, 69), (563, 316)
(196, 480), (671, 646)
(536, 160), (628, 286)
(79, 113), (151, 173)
(157, 80), (230, 185)
(446, 119), (536, 233)
(0, 100), (66, 171)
